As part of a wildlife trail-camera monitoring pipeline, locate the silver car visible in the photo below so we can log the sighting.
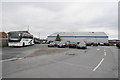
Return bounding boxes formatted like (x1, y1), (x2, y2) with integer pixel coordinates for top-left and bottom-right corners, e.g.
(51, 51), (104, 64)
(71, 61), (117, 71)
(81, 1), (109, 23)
(48, 42), (56, 47)
(57, 41), (67, 48)
(76, 41), (87, 49)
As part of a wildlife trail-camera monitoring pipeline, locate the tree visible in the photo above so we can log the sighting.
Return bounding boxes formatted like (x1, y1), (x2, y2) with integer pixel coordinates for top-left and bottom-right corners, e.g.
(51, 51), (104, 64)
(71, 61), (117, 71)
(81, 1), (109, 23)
(55, 34), (61, 41)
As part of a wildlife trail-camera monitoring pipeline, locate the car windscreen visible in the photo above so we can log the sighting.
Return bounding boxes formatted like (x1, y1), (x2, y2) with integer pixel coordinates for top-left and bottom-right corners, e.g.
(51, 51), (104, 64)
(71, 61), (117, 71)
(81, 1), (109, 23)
(80, 42), (86, 45)
(50, 42), (55, 44)
(60, 41), (66, 44)
(8, 32), (22, 39)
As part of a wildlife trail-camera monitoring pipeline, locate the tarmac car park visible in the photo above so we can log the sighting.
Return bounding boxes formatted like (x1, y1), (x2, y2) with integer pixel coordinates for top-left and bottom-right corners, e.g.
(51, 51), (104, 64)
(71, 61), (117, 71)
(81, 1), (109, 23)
(2, 43), (118, 78)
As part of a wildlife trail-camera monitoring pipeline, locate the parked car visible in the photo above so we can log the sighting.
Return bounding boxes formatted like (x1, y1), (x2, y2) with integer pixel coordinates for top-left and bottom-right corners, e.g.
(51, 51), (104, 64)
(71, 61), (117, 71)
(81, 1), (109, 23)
(68, 42), (77, 48)
(116, 42), (120, 48)
(86, 42), (92, 46)
(57, 41), (67, 48)
(76, 41), (87, 49)
(104, 43), (110, 46)
(66, 41), (70, 47)
(48, 42), (56, 47)
(54, 41), (60, 47)
(34, 39), (41, 44)
(34, 38), (41, 44)
(99, 42), (104, 46)
(93, 43), (98, 46)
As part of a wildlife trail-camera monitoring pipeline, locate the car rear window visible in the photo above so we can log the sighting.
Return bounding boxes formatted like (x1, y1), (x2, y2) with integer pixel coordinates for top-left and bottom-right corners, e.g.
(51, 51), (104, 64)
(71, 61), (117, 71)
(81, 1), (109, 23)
(70, 42), (76, 44)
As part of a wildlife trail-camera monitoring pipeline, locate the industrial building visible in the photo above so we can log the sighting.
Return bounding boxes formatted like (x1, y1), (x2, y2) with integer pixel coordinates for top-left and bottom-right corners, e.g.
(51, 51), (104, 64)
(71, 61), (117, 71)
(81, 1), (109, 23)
(47, 32), (108, 43)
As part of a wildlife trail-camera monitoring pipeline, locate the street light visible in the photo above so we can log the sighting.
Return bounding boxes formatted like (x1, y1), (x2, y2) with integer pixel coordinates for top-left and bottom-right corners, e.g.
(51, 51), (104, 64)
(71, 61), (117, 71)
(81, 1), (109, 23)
(27, 25), (29, 32)
(39, 33), (40, 39)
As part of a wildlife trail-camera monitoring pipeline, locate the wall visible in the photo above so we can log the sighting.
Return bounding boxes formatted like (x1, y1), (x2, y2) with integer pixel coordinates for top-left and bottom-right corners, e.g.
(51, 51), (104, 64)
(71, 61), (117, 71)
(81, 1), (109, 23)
(0, 39), (8, 47)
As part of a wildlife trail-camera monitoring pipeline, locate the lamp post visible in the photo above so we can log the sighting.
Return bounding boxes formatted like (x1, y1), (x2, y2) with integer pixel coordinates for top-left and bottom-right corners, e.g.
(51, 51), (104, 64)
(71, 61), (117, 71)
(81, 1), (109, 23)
(39, 33), (40, 39)
(27, 25), (29, 32)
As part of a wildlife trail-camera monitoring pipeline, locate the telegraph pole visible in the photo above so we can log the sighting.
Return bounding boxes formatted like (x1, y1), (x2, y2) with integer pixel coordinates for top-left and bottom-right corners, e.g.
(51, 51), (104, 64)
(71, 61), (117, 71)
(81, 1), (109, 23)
(39, 33), (40, 39)
(27, 25), (29, 32)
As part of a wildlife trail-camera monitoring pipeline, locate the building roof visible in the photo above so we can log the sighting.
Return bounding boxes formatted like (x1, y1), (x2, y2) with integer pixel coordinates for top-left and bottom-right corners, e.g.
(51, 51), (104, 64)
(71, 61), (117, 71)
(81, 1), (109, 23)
(8, 31), (30, 34)
(49, 32), (108, 36)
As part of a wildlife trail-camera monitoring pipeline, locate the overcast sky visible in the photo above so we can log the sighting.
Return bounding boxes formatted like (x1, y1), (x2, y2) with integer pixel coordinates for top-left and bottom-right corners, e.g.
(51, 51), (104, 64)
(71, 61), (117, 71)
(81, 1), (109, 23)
(1, 0), (118, 39)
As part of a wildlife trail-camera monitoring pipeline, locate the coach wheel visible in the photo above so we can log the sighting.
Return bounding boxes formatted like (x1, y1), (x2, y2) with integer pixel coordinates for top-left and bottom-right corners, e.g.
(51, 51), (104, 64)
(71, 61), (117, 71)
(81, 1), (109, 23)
(23, 43), (25, 47)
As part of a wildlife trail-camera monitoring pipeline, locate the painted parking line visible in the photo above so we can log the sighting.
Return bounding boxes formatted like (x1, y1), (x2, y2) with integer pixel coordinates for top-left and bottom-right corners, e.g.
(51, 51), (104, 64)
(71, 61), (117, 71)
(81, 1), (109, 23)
(104, 48), (106, 52)
(0, 57), (23, 62)
(93, 58), (104, 71)
(97, 49), (100, 51)
(104, 52), (106, 56)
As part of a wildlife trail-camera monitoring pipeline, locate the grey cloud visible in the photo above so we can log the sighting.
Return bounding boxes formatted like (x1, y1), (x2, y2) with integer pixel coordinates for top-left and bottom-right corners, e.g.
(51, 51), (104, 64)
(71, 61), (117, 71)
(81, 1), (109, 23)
(2, 0), (119, 2)
(2, 2), (118, 39)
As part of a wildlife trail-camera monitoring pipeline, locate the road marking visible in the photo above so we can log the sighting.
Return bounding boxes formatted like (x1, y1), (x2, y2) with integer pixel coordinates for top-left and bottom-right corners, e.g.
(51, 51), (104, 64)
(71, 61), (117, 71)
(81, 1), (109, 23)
(93, 58), (104, 71)
(104, 48), (106, 52)
(97, 49), (100, 50)
(104, 52), (106, 56)
(0, 57), (23, 62)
